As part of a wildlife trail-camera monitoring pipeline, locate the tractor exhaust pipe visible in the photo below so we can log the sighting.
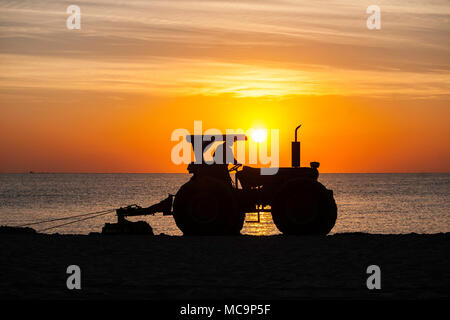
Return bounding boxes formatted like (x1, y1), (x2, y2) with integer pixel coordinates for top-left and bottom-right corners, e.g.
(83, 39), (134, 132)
(291, 124), (301, 168)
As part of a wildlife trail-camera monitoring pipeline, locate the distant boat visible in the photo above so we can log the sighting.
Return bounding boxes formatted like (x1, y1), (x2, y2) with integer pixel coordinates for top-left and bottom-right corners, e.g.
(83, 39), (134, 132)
(29, 171), (35, 174)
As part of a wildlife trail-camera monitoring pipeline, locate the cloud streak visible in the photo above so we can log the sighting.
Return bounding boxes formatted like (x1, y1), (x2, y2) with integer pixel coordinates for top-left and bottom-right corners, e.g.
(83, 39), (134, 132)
(1, 0), (449, 97)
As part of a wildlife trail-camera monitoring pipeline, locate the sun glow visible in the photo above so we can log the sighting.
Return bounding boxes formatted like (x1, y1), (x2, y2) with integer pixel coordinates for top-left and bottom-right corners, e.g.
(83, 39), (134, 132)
(251, 128), (268, 143)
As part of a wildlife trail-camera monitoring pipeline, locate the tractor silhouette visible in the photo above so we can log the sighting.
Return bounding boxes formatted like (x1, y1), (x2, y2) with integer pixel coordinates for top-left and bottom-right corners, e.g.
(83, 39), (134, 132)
(108, 125), (337, 236)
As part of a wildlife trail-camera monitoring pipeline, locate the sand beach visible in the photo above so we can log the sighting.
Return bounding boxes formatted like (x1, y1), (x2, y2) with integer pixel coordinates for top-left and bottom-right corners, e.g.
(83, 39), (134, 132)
(1, 232), (448, 300)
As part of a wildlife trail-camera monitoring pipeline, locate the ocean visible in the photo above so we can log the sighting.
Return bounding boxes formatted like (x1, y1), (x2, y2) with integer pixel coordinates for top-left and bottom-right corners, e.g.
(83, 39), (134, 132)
(0, 173), (448, 235)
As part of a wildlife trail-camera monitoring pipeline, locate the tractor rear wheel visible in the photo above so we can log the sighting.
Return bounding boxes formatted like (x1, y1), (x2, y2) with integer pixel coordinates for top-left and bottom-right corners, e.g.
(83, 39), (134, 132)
(271, 179), (337, 235)
(173, 177), (245, 235)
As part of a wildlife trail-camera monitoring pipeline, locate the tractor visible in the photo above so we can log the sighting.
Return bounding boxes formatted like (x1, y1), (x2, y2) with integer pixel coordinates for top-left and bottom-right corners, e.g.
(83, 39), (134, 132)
(107, 125), (337, 236)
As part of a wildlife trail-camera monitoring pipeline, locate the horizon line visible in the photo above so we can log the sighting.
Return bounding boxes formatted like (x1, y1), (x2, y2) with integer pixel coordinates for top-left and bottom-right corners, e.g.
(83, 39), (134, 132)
(1, 171), (449, 174)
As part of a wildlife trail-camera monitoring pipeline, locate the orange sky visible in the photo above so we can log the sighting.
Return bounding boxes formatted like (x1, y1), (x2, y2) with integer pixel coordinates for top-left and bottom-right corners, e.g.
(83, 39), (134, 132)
(0, 1), (449, 173)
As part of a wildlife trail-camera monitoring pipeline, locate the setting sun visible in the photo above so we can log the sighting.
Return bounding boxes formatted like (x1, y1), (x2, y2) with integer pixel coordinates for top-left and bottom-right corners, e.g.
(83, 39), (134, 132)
(251, 128), (268, 143)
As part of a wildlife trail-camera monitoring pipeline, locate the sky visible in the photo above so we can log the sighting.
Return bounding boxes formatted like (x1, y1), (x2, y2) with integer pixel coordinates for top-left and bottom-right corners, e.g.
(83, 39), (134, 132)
(0, 0), (449, 173)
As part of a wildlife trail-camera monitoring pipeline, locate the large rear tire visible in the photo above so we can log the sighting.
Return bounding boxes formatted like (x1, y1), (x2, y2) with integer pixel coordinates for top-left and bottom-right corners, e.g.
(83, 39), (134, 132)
(271, 179), (337, 235)
(173, 177), (245, 235)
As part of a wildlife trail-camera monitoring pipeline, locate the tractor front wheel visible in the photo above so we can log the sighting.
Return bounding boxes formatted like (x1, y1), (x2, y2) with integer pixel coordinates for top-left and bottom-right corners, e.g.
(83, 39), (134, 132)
(271, 179), (337, 235)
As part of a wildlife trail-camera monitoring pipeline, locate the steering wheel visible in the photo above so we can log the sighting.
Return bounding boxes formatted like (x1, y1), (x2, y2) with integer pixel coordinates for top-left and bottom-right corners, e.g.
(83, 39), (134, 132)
(228, 163), (242, 172)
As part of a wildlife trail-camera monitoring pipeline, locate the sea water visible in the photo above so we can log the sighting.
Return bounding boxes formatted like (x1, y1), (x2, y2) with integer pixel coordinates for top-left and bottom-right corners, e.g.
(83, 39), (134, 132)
(0, 173), (448, 235)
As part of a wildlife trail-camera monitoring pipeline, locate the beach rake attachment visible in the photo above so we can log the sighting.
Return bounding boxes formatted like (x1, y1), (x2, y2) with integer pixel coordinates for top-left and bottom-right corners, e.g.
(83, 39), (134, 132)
(101, 194), (174, 235)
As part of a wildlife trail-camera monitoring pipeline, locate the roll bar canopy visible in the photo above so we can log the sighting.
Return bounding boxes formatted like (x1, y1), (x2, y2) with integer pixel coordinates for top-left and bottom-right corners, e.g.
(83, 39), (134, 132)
(186, 134), (247, 143)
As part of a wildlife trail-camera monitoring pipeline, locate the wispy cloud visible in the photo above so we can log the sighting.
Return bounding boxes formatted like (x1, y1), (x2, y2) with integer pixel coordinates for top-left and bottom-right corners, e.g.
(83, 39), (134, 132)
(1, 0), (449, 97)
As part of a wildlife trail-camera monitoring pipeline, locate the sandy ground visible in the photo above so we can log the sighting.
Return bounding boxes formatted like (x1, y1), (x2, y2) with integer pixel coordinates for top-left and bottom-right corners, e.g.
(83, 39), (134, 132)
(0, 233), (448, 299)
